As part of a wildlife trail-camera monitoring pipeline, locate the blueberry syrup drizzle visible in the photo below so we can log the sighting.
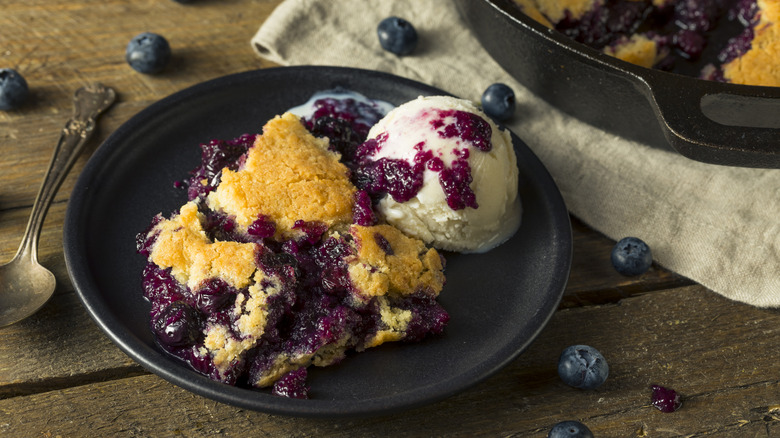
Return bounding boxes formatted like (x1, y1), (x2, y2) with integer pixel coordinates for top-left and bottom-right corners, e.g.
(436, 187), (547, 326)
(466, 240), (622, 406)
(355, 109), (491, 210)
(431, 109), (492, 152)
(247, 214), (276, 239)
(137, 94), (450, 397)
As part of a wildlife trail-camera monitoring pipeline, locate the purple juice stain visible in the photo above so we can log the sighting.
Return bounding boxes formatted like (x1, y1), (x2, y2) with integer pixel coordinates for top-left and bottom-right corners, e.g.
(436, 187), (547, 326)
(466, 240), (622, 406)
(374, 232), (394, 255)
(439, 159), (478, 210)
(272, 368), (309, 399)
(187, 134), (255, 201)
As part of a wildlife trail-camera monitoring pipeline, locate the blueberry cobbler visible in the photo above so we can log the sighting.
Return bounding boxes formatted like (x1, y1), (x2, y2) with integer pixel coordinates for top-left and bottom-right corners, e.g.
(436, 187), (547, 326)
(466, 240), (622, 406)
(136, 95), (452, 398)
(513, 0), (779, 86)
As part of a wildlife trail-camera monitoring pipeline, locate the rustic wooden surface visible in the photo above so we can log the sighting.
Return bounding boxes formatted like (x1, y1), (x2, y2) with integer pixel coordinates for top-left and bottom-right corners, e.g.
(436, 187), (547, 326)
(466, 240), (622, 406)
(1, 1), (778, 436)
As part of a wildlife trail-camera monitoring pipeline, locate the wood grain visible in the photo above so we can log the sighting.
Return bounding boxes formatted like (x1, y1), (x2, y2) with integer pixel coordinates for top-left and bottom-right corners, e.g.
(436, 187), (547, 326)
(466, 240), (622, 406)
(1, 0), (281, 209)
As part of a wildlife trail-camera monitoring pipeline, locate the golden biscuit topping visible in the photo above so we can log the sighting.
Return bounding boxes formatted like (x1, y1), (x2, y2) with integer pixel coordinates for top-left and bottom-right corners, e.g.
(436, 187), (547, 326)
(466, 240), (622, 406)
(347, 224), (445, 301)
(723, 0), (780, 86)
(150, 201), (258, 290)
(207, 113), (356, 238)
(603, 34), (661, 68)
(520, 0), (602, 23)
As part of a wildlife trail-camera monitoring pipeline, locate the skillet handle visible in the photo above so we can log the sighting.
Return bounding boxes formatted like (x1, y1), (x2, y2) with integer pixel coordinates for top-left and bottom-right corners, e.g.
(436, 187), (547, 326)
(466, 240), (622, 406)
(645, 74), (780, 168)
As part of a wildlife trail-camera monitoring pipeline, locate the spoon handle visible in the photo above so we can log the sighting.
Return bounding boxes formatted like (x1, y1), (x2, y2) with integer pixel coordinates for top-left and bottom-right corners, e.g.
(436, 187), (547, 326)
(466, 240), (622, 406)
(15, 84), (116, 263)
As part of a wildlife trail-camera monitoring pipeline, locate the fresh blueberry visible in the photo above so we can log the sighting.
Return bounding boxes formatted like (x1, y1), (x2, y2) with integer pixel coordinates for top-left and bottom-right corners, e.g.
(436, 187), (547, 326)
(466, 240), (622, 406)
(377, 17), (418, 56)
(611, 236), (652, 276)
(126, 32), (171, 74)
(548, 421), (595, 438)
(0, 68), (29, 111)
(481, 83), (516, 121)
(558, 345), (609, 389)
(651, 384), (682, 413)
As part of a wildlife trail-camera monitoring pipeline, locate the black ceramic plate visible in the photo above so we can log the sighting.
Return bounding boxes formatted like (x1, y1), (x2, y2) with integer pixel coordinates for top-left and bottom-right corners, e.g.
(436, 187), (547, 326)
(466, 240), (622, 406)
(64, 66), (572, 418)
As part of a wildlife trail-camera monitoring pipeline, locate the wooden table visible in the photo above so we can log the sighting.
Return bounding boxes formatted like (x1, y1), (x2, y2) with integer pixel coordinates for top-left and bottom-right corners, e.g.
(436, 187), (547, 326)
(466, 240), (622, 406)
(2, 1), (779, 436)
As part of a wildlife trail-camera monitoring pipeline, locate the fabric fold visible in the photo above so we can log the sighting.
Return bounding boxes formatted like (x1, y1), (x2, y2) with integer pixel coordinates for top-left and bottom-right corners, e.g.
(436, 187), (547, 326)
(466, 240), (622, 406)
(251, 0), (780, 307)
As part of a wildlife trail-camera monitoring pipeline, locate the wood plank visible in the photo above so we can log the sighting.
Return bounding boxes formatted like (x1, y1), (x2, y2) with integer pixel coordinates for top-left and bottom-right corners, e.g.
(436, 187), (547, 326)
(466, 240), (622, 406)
(0, 291), (141, 398)
(0, 0), (281, 209)
(1, 286), (778, 436)
(562, 216), (694, 308)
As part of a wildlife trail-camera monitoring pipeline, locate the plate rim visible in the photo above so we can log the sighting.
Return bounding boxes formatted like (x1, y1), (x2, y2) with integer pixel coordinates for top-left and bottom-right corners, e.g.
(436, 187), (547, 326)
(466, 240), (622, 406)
(63, 66), (572, 418)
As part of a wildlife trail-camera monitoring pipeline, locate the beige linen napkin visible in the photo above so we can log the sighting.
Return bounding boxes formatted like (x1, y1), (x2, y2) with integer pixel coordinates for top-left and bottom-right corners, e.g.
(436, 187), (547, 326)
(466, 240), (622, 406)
(252, 0), (780, 307)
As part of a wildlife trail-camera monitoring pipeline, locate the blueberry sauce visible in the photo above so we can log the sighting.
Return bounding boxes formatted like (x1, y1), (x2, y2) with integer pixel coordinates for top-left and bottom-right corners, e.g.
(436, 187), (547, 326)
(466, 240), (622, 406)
(352, 190), (377, 226)
(355, 108), (492, 211)
(186, 133), (255, 200)
(137, 92), (449, 397)
(535, 0), (761, 82)
(290, 89), (394, 167)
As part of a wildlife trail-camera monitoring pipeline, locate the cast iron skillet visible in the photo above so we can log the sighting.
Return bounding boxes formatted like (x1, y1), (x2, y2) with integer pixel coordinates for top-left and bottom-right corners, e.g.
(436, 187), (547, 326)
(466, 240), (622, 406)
(455, 0), (780, 168)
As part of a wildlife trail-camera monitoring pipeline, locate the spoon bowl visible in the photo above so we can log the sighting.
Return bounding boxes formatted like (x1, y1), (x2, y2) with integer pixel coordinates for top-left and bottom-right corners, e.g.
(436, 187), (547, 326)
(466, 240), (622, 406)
(0, 83), (114, 328)
(0, 254), (56, 326)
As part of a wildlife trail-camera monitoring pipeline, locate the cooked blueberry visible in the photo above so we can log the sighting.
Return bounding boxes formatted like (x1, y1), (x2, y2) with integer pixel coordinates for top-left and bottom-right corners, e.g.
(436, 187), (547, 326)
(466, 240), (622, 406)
(352, 190), (377, 226)
(481, 83), (516, 122)
(377, 17), (418, 56)
(126, 32), (171, 74)
(292, 220), (328, 244)
(651, 384), (682, 412)
(0, 68), (29, 111)
(374, 232), (394, 255)
(558, 345), (609, 389)
(195, 278), (236, 313)
(611, 237), (652, 276)
(548, 421), (595, 438)
(674, 30), (706, 59)
(153, 301), (202, 347)
(248, 214), (276, 239)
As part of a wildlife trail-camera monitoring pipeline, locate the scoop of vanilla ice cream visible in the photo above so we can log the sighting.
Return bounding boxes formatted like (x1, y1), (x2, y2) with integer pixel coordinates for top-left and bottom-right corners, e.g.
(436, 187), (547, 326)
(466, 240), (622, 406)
(365, 95), (521, 253)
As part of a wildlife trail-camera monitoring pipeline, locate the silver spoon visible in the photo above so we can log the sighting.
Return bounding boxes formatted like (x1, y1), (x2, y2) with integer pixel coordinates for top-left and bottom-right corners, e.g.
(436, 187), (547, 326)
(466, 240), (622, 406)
(0, 83), (115, 327)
